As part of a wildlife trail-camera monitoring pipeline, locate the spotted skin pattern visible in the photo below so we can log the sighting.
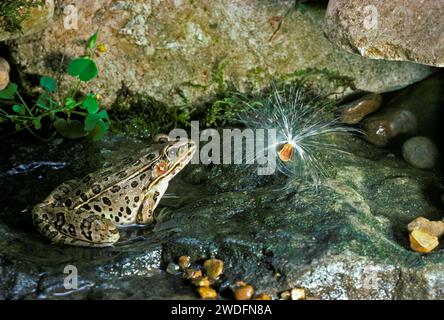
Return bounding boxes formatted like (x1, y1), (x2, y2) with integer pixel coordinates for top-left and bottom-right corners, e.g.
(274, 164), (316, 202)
(32, 136), (196, 247)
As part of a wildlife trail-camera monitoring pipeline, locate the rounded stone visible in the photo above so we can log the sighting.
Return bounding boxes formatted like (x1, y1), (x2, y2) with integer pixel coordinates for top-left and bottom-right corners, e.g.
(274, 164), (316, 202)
(234, 285), (254, 300)
(0, 57), (10, 90)
(165, 262), (180, 275)
(402, 136), (438, 169)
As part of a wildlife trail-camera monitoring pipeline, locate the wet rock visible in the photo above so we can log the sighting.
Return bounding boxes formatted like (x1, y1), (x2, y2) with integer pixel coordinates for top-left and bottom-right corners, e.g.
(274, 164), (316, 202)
(280, 291), (291, 300)
(324, 0), (444, 67)
(9, 1), (431, 107)
(177, 255), (191, 270)
(197, 286), (217, 299)
(0, 1), (54, 42)
(340, 94), (382, 124)
(0, 57), (10, 90)
(183, 269), (202, 281)
(408, 217), (444, 239)
(0, 134), (443, 299)
(203, 259), (224, 280)
(402, 136), (438, 169)
(254, 293), (272, 300)
(361, 109), (417, 147)
(290, 288), (306, 300)
(234, 284), (254, 300)
(409, 229), (439, 253)
(361, 73), (444, 147)
(166, 262), (180, 275)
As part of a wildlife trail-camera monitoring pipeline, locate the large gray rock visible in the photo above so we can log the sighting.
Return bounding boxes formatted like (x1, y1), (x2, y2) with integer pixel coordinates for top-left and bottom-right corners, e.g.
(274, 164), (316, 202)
(9, 0), (432, 107)
(0, 132), (443, 299)
(324, 0), (444, 67)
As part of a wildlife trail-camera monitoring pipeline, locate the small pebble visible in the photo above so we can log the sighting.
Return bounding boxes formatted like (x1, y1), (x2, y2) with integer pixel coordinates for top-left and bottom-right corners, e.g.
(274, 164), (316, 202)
(0, 57), (10, 91)
(183, 269), (202, 280)
(166, 262), (180, 275)
(290, 288), (306, 300)
(178, 255), (191, 269)
(254, 293), (272, 300)
(192, 276), (212, 287)
(409, 229), (439, 253)
(203, 259), (224, 279)
(402, 136), (438, 169)
(198, 286), (217, 299)
(408, 217), (444, 238)
(280, 291), (291, 300)
(234, 285), (255, 300)
(340, 93), (382, 124)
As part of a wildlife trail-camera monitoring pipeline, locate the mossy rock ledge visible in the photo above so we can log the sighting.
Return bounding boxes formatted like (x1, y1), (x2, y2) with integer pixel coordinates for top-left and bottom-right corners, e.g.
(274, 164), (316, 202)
(0, 133), (442, 299)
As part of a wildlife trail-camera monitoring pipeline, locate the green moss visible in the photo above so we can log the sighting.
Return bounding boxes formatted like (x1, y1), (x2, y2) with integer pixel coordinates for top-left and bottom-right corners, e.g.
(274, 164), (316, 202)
(0, 0), (44, 32)
(109, 90), (195, 139)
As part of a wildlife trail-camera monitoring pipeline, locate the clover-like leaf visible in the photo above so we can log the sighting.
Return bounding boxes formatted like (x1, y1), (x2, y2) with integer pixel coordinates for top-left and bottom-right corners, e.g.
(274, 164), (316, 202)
(12, 104), (25, 114)
(40, 76), (57, 93)
(0, 83), (18, 100)
(67, 58), (98, 82)
(54, 118), (87, 139)
(82, 95), (99, 114)
(88, 119), (108, 141)
(84, 110), (109, 132)
(87, 32), (98, 49)
(37, 93), (50, 109)
(33, 118), (42, 130)
(64, 97), (77, 110)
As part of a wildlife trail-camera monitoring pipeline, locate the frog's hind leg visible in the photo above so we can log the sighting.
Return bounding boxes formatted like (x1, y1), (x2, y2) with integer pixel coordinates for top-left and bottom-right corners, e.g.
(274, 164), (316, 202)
(32, 206), (120, 247)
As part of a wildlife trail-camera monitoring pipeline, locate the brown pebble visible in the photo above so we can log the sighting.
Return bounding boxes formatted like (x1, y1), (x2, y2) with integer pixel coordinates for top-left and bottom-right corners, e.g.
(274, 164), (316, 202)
(340, 93), (382, 124)
(178, 255), (191, 269)
(203, 258), (224, 279)
(192, 276), (212, 287)
(234, 285), (254, 300)
(183, 269), (202, 280)
(0, 57), (10, 91)
(361, 109), (417, 147)
(254, 293), (272, 300)
(198, 286), (217, 299)
(290, 288), (306, 300)
(408, 217), (444, 238)
(280, 291), (291, 300)
(409, 229), (439, 253)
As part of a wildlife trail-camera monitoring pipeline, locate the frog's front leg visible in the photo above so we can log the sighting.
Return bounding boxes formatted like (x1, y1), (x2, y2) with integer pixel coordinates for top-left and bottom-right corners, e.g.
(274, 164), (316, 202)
(137, 181), (169, 224)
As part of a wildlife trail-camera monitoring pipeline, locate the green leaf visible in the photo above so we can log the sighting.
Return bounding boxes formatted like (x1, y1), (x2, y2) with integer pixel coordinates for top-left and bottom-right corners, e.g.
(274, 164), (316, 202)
(88, 119), (108, 141)
(33, 118), (41, 130)
(82, 95), (99, 114)
(12, 104), (24, 114)
(0, 83), (18, 100)
(87, 32), (98, 49)
(65, 97), (76, 109)
(40, 76), (57, 92)
(84, 113), (99, 131)
(67, 58), (98, 82)
(54, 118), (87, 139)
(96, 109), (109, 121)
(37, 93), (50, 109)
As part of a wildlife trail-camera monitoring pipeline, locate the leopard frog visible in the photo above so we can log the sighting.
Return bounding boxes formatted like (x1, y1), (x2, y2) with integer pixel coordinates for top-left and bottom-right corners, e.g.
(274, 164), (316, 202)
(32, 135), (196, 247)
